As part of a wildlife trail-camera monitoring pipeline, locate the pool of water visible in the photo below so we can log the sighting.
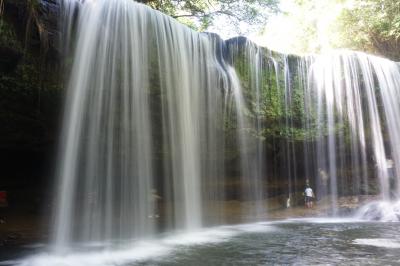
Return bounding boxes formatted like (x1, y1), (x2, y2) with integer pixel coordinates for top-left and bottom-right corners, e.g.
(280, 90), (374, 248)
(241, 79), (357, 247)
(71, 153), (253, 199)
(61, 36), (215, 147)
(5, 218), (400, 266)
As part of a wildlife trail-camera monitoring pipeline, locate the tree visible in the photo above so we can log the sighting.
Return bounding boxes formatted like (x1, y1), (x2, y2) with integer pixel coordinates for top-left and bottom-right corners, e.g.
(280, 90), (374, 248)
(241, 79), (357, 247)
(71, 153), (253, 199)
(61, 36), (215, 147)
(337, 0), (400, 60)
(137, 0), (279, 32)
(259, 0), (400, 60)
(257, 0), (345, 55)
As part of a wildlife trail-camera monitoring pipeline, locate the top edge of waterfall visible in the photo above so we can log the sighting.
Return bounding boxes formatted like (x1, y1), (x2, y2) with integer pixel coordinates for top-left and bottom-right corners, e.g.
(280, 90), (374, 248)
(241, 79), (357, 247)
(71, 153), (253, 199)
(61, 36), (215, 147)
(61, 0), (399, 63)
(61, 0), (207, 36)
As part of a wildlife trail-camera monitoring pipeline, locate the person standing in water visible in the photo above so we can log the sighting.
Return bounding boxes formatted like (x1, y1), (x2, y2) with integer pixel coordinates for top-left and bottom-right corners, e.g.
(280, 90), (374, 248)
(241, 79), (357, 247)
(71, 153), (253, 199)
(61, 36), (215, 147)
(304, 185), (315, 208)
(286, 195), (291, 208)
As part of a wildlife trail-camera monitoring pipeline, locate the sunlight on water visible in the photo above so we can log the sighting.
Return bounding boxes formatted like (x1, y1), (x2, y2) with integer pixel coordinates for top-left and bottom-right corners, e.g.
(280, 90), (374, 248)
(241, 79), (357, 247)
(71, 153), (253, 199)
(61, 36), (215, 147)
(353, 238), (400, 249)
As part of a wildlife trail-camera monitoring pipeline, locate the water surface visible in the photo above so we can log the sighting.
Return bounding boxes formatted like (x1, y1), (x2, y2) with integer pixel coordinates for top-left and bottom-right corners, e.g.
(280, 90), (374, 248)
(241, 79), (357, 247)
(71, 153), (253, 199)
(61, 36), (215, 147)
(9, 219), (400, 266)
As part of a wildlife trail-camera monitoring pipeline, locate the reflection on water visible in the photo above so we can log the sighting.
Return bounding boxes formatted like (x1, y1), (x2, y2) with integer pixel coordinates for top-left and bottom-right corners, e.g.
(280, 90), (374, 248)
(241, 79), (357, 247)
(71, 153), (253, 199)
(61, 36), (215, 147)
(7, 219), (400, 266)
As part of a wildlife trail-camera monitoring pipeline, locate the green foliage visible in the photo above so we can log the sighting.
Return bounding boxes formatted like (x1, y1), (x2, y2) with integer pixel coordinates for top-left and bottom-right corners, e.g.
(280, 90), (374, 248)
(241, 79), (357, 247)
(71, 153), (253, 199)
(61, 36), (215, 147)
(0, 55), (62, 148)
(337, 0), (400, 60)
(262, 0), (400, 60)
(0, 6), (62, 149)
(138, 0), (279, 32)
(259, 0), (338, 55)
(0, 18), (21, 49)
(230, 46), (314, 143)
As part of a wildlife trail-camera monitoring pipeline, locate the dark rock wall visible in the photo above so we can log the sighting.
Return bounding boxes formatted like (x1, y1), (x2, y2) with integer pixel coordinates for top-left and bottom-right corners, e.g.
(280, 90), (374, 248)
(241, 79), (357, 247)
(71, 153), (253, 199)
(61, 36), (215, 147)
(0, 0), (63, 206)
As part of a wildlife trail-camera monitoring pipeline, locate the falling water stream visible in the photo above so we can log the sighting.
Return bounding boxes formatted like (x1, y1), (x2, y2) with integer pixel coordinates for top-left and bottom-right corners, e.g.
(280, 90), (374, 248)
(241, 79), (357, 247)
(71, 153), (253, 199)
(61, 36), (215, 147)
(8, 0), (400, 265)
(55, 0), (231, 249)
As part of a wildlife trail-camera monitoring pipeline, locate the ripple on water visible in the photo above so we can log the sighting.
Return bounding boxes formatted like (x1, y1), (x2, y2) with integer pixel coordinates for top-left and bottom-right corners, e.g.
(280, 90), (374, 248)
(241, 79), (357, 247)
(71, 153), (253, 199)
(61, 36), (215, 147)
(14, 223), (276, 266)
(6, 220), (400, 266)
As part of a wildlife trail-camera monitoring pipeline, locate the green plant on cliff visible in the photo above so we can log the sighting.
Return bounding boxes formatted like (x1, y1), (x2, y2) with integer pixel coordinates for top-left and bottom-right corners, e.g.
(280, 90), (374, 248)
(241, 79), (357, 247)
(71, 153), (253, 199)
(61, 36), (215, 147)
(230, 45), (335, 144)
(0, 18), (21, 49)
(0, 0), (62, 150)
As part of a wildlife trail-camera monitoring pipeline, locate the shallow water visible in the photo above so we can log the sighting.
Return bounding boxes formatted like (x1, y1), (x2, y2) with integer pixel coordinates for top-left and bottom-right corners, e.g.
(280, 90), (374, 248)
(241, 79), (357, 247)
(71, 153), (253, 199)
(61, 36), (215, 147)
(5, 219), (400, 266)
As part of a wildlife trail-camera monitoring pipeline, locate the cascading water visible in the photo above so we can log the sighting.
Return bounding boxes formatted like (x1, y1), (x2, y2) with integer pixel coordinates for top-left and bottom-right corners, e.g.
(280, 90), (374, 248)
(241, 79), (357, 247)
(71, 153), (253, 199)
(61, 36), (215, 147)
(228, 46), (400, 217)
(53, 0), (400, 254)
(54, 0), (232, 250)
(224, 39), (268, 220)
(307, 52), (400, 214)
(274, 51), (400, 216)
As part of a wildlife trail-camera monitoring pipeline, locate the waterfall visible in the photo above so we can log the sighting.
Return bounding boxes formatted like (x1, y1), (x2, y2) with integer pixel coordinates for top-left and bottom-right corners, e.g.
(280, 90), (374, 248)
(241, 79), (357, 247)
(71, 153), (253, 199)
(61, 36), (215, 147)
(54, 0), (230, 250)
(226, 46), (400, 215)
(54, 0), (400, 251)
(308, 51), (400, 208)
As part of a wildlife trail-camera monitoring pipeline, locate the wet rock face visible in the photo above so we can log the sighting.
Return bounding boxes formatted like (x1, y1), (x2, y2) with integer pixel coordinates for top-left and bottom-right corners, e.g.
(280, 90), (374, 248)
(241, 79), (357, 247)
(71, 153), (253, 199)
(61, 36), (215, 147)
(0, 1), (63, 192)
(0, 46), (22, 73)
(2, 0), (62, 59)
(37, 0), (61, 56)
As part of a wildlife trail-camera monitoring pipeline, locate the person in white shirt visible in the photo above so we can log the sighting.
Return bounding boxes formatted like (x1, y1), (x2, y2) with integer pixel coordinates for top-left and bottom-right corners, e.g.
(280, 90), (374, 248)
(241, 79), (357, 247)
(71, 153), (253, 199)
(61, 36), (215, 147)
(304, 185), (315, 208)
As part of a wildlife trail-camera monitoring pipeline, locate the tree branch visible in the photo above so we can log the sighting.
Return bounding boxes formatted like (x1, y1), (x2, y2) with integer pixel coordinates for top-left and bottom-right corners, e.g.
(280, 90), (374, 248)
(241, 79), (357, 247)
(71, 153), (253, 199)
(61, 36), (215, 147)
(172, 10), (238, 20)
